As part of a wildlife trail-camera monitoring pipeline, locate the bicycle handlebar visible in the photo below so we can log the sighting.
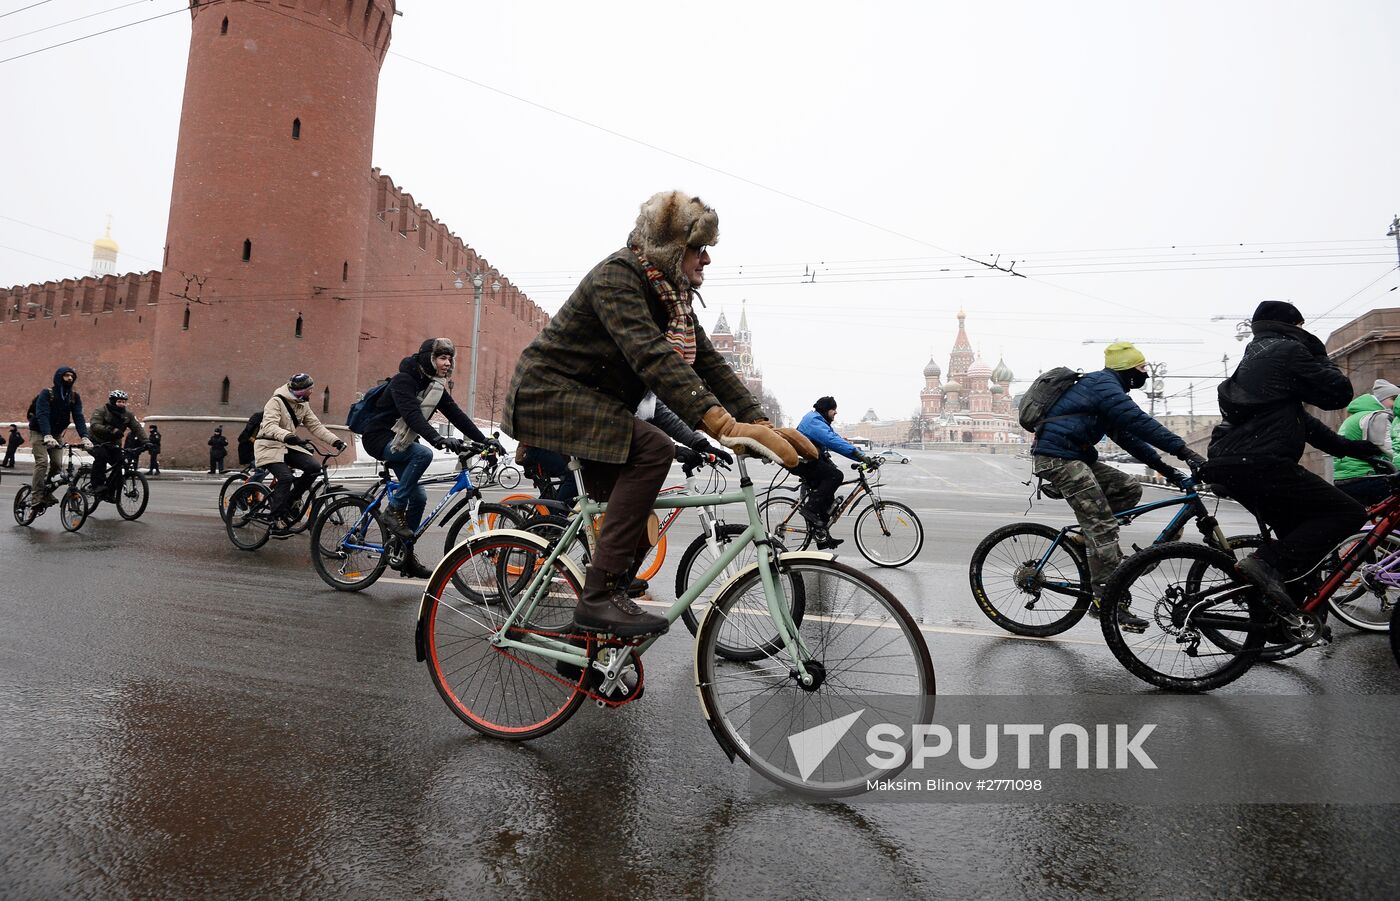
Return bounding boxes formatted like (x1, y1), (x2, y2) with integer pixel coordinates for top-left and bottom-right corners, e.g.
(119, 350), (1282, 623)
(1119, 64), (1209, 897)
(682, 454), (731, 478)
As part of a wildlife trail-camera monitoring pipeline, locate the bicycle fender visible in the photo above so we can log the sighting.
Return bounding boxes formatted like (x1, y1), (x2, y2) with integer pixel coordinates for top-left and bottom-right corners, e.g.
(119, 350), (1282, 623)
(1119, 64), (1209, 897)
(504, 497), (571, 517)
(418, 528), (588, 662)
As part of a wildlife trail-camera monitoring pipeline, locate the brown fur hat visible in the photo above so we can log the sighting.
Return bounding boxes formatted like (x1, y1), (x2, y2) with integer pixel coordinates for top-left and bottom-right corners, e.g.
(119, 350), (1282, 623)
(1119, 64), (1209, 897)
(627, 191), (719, 287)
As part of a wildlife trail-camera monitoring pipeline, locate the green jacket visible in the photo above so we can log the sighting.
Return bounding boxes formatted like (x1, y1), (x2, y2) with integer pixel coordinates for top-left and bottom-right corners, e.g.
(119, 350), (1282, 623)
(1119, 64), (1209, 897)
(1333, 394), (1391, 480)
(88, 403), (148, 448)
(502, 248), (763, 464)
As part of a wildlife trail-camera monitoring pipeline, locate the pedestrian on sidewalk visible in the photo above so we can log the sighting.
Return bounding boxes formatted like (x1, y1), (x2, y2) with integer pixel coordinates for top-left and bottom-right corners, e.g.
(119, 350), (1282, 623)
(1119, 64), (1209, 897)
(146, 425), (162, 474)
(208, 426), (228, 473)
(2, 424), (20, 467)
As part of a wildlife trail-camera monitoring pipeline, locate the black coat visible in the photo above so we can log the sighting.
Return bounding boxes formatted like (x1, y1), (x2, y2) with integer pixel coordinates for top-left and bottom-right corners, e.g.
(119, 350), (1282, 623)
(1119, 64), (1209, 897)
(5, 429), (20, 450)
(208, 434), (228, 457)
(148, 432), (162, 453)
(361, 351), (486, 459)
(1207, 321), (1354, 466)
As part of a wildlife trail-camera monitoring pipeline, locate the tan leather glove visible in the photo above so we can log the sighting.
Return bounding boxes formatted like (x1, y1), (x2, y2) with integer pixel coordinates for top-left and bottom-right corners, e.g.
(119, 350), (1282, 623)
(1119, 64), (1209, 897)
(701, 407), (798, 467)
(774, 427), (817, 461)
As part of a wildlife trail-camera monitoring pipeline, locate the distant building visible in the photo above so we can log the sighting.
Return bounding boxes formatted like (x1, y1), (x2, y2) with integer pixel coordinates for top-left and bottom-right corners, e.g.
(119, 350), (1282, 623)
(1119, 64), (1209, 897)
(711, 300), (765, 398)
(916, 309), (1023, 444)
(90, 220), (118, 277)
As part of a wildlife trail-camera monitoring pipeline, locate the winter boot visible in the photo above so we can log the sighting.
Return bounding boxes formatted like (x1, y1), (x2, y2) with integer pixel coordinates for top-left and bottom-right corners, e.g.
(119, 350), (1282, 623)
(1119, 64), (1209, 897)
(398, 545), (433, 580)
(573, 566), (668, 637)
(382, 504), (416, 542)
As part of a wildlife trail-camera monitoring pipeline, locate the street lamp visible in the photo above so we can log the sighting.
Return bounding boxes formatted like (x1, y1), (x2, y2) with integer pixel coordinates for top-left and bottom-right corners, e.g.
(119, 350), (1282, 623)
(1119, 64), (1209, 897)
(454, 270), (501, 420)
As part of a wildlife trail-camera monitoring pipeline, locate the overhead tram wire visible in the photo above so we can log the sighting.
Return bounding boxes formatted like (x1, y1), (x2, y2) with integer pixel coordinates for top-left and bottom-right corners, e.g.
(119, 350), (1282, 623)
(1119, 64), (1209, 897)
(0, 0), (57, 21)
(0, 0), (196, 64)
(0, 0), (153, 44)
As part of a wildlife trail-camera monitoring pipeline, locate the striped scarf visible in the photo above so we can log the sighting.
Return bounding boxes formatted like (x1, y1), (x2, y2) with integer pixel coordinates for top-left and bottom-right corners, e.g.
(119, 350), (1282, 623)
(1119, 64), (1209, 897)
(633, 249), (697, 364)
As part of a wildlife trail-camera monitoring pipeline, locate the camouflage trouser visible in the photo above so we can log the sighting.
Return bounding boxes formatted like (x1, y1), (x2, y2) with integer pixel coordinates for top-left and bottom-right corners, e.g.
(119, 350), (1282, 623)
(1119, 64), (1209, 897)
(1032, 455), (1143, 595)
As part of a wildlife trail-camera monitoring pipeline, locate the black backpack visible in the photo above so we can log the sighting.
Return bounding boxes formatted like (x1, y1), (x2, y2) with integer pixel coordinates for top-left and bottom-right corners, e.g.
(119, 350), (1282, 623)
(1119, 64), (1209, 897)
(1017, 367), (1083, 434)
(238, 411), (264, 446)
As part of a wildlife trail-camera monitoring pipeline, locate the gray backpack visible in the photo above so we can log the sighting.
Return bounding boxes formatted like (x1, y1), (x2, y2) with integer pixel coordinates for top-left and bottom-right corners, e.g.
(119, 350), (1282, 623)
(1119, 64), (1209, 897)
(1017, 367), (1082, 434)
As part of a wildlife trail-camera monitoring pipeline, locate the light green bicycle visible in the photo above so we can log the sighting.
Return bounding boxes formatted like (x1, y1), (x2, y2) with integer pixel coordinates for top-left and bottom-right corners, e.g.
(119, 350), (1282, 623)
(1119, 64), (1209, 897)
(414, 450), (937, 797)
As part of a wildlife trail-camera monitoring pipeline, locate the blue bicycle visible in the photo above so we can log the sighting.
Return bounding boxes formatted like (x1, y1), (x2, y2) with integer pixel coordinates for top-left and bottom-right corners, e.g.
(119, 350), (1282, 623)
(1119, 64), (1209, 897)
(969, 478), (1258, 637)
(309, 445), (522, 591)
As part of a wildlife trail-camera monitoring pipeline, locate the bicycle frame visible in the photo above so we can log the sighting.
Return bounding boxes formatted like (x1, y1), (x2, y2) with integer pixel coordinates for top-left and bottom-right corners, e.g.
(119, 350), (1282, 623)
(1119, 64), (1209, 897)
(340, 466), (481, 552)
(471, 455), (813, 684)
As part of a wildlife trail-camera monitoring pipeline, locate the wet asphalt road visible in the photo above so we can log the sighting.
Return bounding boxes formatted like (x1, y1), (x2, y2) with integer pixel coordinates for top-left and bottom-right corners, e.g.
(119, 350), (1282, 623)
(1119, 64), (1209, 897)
(1, 451), (1397, 899)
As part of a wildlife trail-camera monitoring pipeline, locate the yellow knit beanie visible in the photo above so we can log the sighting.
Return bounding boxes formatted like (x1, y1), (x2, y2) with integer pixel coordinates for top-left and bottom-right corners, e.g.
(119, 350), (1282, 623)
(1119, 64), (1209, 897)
(1104, 341), (1147, 371)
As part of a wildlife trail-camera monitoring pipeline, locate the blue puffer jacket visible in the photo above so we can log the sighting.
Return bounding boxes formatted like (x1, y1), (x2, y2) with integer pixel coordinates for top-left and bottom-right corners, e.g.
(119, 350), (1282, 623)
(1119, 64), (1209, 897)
(1033, 368), (1186, 470)
(798, 409), (861, 460)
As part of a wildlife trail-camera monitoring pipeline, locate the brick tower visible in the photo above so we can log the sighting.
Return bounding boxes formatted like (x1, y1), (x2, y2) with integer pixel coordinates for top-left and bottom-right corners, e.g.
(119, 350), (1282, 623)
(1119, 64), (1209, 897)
(147, 0), (396, 461)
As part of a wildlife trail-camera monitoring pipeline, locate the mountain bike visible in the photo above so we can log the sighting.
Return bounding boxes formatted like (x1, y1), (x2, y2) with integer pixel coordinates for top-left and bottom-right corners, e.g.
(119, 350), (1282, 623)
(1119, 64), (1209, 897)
(415, 449), (935, 797)
(759, 458), (924, 567)
(1097, 474), (1400, 692)
(969, 479), (1257, 637)
(58, 446), (150, 532)
(224, 446), (349, 551)
(14, 444), (90, 527)
(308, 444), (522, 591)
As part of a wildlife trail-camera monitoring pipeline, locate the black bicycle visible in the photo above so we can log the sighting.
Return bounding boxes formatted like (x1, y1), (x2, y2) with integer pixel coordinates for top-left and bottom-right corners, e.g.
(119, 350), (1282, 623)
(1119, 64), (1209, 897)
(58, 446), (150, 532)
(224, 447), (348, 551)
(14, 443), (89, 527)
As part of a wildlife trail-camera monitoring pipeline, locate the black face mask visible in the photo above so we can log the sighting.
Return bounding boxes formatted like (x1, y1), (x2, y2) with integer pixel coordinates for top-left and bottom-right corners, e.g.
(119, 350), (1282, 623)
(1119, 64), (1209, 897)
(1122, 368), (1148, 390)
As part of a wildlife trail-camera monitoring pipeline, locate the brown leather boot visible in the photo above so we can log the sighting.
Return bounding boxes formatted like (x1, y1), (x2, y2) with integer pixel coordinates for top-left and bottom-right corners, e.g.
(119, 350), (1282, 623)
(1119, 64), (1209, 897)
(573, 566), (668, 637)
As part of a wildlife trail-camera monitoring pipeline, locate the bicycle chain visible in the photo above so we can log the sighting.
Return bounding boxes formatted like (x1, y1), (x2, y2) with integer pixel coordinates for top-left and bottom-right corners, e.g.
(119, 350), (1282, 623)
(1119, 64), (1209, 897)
(491, 626), (646, 708)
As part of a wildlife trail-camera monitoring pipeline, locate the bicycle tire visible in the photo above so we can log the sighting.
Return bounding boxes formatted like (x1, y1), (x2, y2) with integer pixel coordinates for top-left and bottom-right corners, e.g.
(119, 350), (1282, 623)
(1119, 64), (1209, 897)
(498, 466), (522, 489)
(14, 486), (38, 526)
(1321, 531), (1398, 633)
(969, 522), (1091, 637)
(636, 533), (667, 582)
(517, 513), (592, 572)
(116, 471), (149, 521)
(225, 482), (273, 551)
(422, 532), (588, 739)
(310, 495), (390, 591)
(218, 472), (248, 522)
(676, 523), (806, 660)
(1191, 534), (1312, 663)
(695, 557), (936, 797)
(759, 494), (812, 551)
(73, 466), (97, 515)
(60, 488), (88, 532)
(442, 502), (524, 554)
(1100, 542), (1268, 692)
(853, 500), (924, 567)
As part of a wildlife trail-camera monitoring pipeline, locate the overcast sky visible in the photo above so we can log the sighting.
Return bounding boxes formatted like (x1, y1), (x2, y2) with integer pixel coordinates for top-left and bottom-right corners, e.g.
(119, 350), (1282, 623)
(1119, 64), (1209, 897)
(3, 0), (1398, 422)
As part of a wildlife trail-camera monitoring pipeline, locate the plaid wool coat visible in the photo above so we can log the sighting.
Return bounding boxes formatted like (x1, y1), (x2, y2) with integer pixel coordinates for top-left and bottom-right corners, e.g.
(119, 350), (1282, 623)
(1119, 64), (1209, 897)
(502, 248), (764, 464)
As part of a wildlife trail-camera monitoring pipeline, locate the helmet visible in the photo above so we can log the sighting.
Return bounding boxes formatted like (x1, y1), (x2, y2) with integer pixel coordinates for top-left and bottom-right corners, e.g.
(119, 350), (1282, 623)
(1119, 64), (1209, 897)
(109, 389), (129, 402)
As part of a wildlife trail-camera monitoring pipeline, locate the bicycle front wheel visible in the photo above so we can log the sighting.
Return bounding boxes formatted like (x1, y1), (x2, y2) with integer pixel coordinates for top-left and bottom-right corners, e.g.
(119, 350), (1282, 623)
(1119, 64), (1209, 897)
(1322, 531), (1398, 632)
(696, 557), (935, 797)
(676, 524), (806, 660)
(1100, 542), (1268, 692)
(759, 494), (812, 551)
(218, 472), (248, 522)
(969, 522), (1090, 636)
(311, 495), (390, 591)
(14, 486), (38, 526)
(60, 489), (88, 532)
(853, 500), (923, 567)
(423, 532), (587, 739)
(116, 471), (149, 521)
(225, 483), (272, 551)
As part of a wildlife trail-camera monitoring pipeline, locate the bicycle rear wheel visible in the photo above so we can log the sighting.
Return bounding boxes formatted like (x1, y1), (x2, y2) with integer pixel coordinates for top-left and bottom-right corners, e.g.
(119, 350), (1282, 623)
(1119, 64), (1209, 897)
(676, 524), (806, 660)
(310, 495), (390, 591)
(422, 533), (587, 739)
(14, 486), (37, 526)
(60, 488), (88, 532)
(1100, 542), (1268, 692)
(696, 557), (935, 797)
(225, 482), (273, 551)
(759, 494), (811, 551)
(853, 500), (923, 567)
(116, 471), (149, 521)
(969, 522), (1090, 636)
(498, 466), (522, 489)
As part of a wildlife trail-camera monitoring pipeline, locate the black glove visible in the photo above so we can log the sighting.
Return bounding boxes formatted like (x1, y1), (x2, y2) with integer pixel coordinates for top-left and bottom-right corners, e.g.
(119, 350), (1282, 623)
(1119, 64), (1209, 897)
(443, 437), (467, 454)
(1179, 449), (1207, 474)
(489, 438), (506, 454)
(1162, 467), (1189, 488)
(673, 444), (702, 468)
(692, 438), (733, 466)
(332, 439), (347, 452)
(285, 435), (307, 448)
